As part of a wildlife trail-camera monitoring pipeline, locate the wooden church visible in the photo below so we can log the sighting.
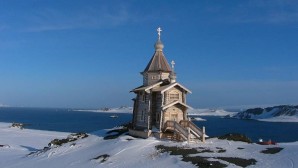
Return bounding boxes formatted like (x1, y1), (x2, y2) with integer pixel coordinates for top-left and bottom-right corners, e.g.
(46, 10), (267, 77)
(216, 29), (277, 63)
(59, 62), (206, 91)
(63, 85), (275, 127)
(129, 28), (205, 142)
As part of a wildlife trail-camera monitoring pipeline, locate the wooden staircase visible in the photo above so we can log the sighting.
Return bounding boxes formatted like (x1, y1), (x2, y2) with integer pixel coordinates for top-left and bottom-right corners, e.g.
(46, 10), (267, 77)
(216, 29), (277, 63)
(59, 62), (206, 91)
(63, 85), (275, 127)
(163, 120), (205, 142)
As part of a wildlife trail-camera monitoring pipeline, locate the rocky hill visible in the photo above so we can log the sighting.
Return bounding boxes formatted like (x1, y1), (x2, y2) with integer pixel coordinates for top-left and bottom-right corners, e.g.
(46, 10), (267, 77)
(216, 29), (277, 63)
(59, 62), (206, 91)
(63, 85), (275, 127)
(233, 105), (298, 122)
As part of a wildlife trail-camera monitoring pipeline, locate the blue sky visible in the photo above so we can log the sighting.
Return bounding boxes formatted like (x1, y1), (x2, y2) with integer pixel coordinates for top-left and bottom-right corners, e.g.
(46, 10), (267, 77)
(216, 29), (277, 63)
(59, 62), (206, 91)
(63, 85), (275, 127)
(0, 0), (297, 108)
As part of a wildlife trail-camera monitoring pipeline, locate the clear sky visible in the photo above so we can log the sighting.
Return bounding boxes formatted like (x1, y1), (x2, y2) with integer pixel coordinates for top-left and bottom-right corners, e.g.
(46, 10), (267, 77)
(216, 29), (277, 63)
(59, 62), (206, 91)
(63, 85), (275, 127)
(0, 0), (297, 108)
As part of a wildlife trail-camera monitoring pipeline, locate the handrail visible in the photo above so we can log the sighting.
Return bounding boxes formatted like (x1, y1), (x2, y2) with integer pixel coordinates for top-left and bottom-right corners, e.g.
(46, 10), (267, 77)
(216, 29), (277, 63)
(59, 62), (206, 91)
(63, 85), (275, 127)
(179, 120), (203, 138)
(163, 121), (188, 140)
(188, 121), (203, 137)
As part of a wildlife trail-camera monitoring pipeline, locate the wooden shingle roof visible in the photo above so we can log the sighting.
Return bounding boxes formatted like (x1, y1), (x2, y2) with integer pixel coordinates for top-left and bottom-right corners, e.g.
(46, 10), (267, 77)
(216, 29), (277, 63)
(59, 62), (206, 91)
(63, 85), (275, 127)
(130, 82), (163, 93)
(143, 40), (172, 73)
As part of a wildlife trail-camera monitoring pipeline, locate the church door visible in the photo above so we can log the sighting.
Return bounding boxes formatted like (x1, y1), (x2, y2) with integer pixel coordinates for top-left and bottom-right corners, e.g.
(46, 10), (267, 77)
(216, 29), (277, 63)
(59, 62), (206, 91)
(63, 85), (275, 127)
(170, 114), (178, 121)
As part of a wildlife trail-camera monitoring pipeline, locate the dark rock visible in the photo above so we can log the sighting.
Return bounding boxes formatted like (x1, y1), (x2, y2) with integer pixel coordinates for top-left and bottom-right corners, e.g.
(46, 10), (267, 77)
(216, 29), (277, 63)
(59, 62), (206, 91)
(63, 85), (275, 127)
(92, 154), (110, 163)
(260, 147), (283, 154)
(218, 133), (252, 143)
(216, 157), (257, 167)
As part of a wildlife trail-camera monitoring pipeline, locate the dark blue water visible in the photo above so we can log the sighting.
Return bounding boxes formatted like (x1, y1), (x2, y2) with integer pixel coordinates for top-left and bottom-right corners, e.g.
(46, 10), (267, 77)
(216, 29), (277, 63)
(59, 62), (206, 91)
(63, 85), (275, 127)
(193, 116), (298, 143)
(0, 107), (297, 142)
(0, 107), (131, 133)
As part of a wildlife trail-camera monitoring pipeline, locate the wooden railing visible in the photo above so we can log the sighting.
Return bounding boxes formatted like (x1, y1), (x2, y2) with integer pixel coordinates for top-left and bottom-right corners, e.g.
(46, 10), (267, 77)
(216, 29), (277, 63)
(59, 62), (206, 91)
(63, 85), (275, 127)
(179, 120), (203, 138)
(163, 121), (188, 140)
(163, 120), (205, 141)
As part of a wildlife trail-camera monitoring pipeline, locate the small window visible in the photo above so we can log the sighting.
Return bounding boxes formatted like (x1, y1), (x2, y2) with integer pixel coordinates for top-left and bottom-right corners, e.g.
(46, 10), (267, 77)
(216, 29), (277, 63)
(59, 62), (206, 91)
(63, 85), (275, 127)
(140, 92), (146, 102)
(143, 109), (147, 121)
(141, 110), (144, 121)
(151, 76), (160, 80)
(156, 113), (160, 122)
(169, 93), (179, 101)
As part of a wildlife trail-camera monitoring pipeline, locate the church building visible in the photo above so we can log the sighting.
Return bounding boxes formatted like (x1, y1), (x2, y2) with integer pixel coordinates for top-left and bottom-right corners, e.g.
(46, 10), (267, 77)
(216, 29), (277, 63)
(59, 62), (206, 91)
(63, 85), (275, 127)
(129, 28), (205, 142)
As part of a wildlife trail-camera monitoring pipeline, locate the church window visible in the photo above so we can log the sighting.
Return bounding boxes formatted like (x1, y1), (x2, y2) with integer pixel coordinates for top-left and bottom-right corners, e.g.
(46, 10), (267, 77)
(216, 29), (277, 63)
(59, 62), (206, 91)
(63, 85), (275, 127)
(141, 110), (145, 121)
(156, 113), (160, 122)
(169, 92), (179, 101)
(171, 114), (178, 121)
(140, 92), (146, 102)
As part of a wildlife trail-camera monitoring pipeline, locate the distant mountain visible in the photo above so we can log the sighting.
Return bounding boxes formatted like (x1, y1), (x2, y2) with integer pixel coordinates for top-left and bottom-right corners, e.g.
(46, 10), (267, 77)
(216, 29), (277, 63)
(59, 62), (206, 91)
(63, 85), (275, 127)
(232, 105), (298, 122)
(0, 104), (9, 107)
(75, 106), (133, 113)
(98, 106), (133, 113)
(188, 108), (236, 116)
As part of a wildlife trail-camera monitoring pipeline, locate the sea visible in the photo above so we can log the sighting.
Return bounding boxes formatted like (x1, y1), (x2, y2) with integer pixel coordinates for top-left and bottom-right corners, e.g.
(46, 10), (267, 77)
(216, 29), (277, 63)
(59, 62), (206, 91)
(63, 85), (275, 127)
(1, 107), (298, 143)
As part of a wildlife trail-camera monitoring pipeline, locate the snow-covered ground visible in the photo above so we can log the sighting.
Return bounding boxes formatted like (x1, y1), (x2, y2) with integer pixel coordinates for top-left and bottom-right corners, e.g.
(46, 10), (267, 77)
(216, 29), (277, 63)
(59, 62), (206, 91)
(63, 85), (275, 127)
(74, 107), (133, 113)
(188, 109), (236, 117)
(1, 122), (298, 168)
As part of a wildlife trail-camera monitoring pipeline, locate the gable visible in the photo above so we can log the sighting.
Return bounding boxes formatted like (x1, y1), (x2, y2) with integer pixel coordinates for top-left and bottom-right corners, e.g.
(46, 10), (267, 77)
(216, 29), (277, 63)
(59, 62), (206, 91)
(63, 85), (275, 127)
(162, 100), (193, 110)
(152, 82), (192, 94)
(131, 81), (163, 93)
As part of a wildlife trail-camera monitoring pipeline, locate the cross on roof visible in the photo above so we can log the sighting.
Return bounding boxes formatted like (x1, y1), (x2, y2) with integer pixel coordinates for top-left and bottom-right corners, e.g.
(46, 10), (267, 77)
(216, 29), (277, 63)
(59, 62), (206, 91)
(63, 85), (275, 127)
(157, 27), (162, 40)
(171, 60), (175, 70)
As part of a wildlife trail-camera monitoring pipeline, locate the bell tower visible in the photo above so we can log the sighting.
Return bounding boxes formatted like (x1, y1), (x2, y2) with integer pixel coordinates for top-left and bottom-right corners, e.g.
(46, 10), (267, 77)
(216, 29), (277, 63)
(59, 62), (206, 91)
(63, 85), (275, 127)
(142, 27), (172, 86)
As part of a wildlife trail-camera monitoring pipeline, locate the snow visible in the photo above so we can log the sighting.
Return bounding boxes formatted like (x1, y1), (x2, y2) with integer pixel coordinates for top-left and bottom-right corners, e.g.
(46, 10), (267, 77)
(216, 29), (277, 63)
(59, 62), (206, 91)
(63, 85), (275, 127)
(188, 109), (236, 116)
(191, 117), (206, 121)
(74, 107), (133, 114)
(1, 122), (298, 168)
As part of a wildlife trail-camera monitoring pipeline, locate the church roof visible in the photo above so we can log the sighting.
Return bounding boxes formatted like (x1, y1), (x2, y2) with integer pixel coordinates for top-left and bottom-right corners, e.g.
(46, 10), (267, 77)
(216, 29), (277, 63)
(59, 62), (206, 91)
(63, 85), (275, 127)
(162, 100), (193, 110)
(131, 81), (192, 94)
(143, 39), (172, 73)
(152, 82), (192, 94)
(130, 81), (163, 93)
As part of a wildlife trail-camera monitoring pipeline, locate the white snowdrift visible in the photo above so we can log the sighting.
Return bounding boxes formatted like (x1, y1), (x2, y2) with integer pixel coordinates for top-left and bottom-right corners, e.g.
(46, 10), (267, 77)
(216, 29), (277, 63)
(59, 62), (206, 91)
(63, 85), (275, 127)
(1, 122), (298, 168)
